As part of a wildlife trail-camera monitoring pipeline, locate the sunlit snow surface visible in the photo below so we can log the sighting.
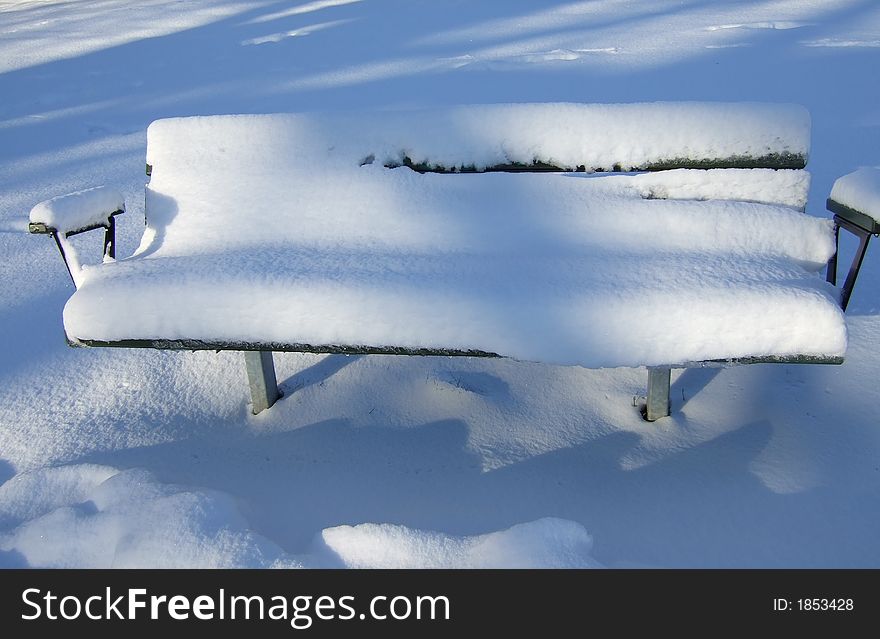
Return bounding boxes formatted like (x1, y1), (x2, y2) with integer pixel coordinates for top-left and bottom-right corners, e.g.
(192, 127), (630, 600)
(1, 0), (880, 568)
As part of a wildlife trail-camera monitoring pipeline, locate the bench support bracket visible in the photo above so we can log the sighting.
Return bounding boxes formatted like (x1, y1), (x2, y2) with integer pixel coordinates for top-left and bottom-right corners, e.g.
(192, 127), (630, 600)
(244, 351), (280, 414)
(29, 210), (122, 288)
(826, 199), (879, 311)
(646, 367), (671, 421)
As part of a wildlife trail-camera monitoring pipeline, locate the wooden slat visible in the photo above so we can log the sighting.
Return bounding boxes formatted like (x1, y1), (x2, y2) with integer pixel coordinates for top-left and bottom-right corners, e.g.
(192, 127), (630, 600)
(68, 336), (843, 366)
(827, 198), (880, 235)
(386, 152), (807, 174)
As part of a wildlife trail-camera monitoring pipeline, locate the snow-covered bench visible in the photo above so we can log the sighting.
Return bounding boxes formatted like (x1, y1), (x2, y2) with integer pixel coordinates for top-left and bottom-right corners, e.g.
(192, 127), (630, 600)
(29, 103), (875, 420)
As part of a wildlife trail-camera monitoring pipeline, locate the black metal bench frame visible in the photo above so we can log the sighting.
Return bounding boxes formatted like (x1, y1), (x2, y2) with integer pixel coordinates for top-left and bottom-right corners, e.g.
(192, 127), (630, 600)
(29, 211), (122, 282)
(826, 198), (880, 311)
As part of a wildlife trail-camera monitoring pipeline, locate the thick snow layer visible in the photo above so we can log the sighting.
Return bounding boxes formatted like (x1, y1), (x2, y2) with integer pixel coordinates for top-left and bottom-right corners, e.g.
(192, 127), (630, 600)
(625, 168), (811, 210)
(830, 167), (880, 224)
(65, 129), (842, 366)
(146, 104), (810, 173)
(29, 186), (124, 234)
(0, 465), (598, 568)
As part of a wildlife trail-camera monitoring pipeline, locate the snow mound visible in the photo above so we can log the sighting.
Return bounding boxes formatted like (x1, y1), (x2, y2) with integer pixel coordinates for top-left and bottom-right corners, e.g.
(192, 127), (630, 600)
(0, 464), (117, 529)
(830, 167), (880, 224)
(0, 465), (599, 569)
(29, 186), (123, 234)
(0, 466), (295, 568)
(317, 519), (601, 568)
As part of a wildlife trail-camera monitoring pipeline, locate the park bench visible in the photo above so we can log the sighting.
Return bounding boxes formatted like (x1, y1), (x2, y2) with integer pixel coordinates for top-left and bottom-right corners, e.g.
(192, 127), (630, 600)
(29, 103), (878, 420)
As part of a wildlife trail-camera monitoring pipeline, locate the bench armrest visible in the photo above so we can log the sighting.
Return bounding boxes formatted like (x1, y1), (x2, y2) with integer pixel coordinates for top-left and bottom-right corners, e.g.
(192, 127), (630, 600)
(828, 167), (880, 235)
(28, 187), (125, 287)
(826, 167), (880, 310)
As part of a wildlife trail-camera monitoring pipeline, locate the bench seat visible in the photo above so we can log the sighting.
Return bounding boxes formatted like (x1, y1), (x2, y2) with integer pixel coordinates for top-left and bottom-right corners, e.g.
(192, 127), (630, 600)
(64, 166), (845, 368)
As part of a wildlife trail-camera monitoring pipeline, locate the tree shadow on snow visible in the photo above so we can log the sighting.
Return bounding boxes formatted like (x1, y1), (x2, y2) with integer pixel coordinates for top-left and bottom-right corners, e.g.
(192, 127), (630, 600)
(72, 404), (880, 567)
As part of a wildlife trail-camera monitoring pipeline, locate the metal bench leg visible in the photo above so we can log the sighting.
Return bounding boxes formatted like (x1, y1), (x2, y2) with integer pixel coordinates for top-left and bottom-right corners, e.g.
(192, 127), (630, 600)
(103, 214), (116, 260)
(244, 351), (279, 414)
(831, 219), (872, 311)
(646, 367), (671, 421)
(827, 201), (878, 311)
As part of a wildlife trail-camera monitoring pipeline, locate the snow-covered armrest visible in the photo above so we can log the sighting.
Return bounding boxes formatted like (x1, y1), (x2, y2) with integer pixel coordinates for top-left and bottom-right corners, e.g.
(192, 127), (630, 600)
(828, 167), (880, 235)
(28, 186), (125, 287)
(825, 167), (880, 311)
(28, 186), (124, 236)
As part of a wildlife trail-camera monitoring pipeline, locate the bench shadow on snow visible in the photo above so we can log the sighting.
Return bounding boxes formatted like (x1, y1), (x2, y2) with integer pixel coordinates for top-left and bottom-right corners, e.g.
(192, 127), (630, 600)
(671, 367), (722, 406)
(280, 353), (361, 394)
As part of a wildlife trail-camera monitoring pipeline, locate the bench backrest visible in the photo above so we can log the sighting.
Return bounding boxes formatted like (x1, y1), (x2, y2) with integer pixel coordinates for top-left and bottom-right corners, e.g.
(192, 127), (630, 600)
(146, 102), (809, 176)
(137, 103), (811, 257)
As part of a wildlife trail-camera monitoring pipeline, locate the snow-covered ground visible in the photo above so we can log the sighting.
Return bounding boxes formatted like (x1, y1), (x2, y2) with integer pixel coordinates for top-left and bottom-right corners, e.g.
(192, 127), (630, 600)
(1, 0), (879, 568)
